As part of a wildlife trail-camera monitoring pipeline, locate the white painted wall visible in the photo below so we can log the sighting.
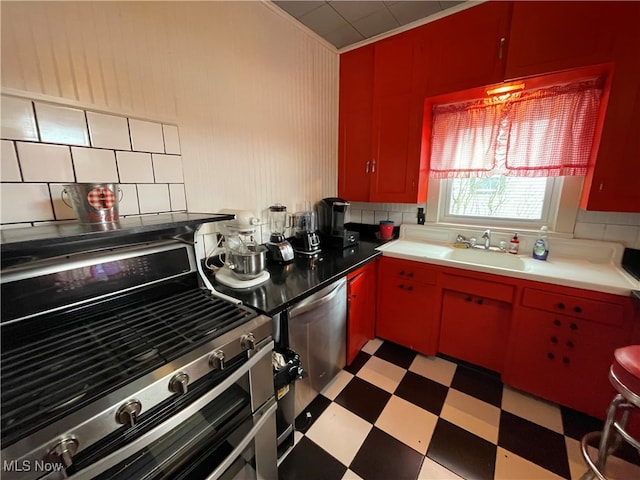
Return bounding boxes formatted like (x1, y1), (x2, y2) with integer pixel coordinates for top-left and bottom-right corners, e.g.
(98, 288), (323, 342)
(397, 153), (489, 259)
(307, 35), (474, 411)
(1, 1), (338, 223)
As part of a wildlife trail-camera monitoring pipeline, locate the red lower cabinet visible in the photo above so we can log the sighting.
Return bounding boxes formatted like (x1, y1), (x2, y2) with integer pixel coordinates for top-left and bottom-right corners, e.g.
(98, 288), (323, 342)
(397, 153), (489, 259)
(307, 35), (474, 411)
(439, 289), (511, 373)
(346, 261), (378, 365)
(376, 257), (439, 355)
(503, 287), (633, 419)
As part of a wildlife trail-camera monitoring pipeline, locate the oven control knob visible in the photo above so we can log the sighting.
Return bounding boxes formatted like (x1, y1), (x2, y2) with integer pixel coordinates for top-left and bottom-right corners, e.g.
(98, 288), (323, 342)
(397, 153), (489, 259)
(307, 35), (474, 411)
(47, 436), (79, 468)
(169, 372), (189, 395)
(209, 350), (225, 370)
(116, 399), (142, 427)
(240, 333), (256, 351)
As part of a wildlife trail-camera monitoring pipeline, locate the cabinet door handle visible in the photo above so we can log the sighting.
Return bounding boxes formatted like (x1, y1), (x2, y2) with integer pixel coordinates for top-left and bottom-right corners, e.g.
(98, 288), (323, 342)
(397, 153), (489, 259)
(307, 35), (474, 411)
(547, 352), (555, 360)
(556, 303), (565, 310)
(563, 357), (570, 365)
(365, 161), (370, 174)
(465, 296), (473, 302)
(573, 306), (582, 313)
(407, 286), (413, 292)
(498, 37), (506, 60)
(399, 284), (405, 289)
(553, 319), (561, 327)
(551, 336), (558, 344)
(567, 341), (574, 348)
(476, 299), (483, 305)
(371, 159), (376, 173)
(408, 272), (414, 278)
(570, 323), (578, 331)
(399, 270), (405, 276)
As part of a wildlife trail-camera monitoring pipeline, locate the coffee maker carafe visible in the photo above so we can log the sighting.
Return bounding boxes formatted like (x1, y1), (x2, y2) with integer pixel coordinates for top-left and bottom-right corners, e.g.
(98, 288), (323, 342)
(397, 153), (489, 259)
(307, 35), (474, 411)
(317, 197), (359, 249)
(266, 204), (294, 263)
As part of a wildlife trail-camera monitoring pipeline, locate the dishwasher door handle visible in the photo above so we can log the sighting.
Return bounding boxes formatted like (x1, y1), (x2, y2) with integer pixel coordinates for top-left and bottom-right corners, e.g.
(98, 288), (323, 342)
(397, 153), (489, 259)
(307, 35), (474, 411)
(289, 278), (347, 318)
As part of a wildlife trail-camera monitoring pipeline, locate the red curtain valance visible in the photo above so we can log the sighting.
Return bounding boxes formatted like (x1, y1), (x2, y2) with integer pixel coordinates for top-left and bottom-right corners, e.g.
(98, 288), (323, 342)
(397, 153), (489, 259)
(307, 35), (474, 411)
(429, 78), (603, 179)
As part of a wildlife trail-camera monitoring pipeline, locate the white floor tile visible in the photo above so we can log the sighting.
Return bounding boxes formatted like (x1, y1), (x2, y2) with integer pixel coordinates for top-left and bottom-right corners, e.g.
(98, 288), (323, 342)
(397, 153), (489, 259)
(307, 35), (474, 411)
(418, 458), (464, 479)
(306, 403), (372, 467)
(375, 395), (438, 455)
(320, 370), (353, 400)
(501, 385), (564, 434)
(356, 356), (406, 393)
(341, 469), (364, 480)
(565, 436), (640, 480)
(409, 354), (457, 387)
(494, 447), (565, 480)
(361, 338), (383, 355)
(440, 389), (501, 444)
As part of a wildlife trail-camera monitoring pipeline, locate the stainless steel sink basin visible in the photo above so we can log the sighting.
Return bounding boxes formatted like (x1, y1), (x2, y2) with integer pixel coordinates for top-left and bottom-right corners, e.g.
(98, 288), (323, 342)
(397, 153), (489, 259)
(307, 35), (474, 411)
(445, 248), (528, 271)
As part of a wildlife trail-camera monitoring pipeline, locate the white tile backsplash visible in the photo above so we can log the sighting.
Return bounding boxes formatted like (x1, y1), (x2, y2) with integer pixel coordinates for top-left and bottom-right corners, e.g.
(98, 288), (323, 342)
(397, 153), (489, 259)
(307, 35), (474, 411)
(116, 151), (154, 183)
(1, 96), (39, 141)
(573, 222), (605, 240)
(87, 111), (131, 150)
(1, 183), (54, 222)
(373, 211), (389, 223)
(129, 119), (164, 153)
(16, 142), (74, 182)
(50, 184), (77, 220)
(35, 102), (90, 146)
(1, 95), (186, 227)
(361, 210), (374, 224)
(72, 147), (118, 182)
(1, 140), (22, 181)
(162, 124), (181, 154)
(152, 154), (184, 183)
(388, 211), (403, 224)
(118, 184), (140, 215)
(169, 183), (187, 211)
(603, 224), (639, 245)
(137, 184), (171, 213)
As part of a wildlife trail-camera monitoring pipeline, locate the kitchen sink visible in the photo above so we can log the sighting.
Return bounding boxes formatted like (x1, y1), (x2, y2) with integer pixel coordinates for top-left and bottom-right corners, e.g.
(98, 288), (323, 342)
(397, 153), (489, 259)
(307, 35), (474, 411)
(445, 248), (528, 271)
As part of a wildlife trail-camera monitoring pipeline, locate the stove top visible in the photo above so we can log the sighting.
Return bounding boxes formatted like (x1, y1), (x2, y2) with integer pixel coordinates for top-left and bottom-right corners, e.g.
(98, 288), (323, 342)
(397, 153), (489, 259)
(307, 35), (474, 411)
(0, 279), (259, 449)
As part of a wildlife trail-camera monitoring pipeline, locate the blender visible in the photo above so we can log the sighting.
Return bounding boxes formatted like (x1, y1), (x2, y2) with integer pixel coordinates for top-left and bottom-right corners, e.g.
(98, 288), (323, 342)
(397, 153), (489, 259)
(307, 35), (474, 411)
(292, 210), (321, 256)
(266, 204), (294, 263)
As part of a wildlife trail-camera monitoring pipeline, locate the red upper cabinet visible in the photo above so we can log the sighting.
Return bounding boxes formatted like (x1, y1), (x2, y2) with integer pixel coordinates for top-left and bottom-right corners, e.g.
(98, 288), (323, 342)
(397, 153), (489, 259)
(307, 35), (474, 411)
(338, 32), (428, 204)
(418, 1), (512, 97)
(338, 45), (374, 202)
(370, 31), (428, 203)
(505, 1), (618, 80)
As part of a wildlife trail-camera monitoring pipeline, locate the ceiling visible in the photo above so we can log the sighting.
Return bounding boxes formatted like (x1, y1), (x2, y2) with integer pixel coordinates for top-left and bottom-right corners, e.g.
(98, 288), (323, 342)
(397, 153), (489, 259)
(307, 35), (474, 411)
(272, 1), (467, 50)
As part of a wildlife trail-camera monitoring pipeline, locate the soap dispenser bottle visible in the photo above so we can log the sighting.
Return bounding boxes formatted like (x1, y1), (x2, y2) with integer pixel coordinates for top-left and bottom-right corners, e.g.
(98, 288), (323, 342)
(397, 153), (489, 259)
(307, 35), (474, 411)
(508, 233), (519, 254)
(532, 226), (549, 260)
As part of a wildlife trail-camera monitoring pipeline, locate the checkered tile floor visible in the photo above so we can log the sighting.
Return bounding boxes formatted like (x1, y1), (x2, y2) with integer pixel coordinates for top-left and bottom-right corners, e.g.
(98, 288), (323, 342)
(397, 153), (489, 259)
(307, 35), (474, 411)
(278, 339), (640, 480)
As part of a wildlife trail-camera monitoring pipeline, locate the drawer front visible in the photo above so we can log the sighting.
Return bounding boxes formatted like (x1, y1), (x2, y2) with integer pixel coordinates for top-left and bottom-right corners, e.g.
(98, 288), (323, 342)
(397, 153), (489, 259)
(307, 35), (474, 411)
(379, 257), (438, 285)
(522, 288), (624, 326)
(440, 273), (514, 303)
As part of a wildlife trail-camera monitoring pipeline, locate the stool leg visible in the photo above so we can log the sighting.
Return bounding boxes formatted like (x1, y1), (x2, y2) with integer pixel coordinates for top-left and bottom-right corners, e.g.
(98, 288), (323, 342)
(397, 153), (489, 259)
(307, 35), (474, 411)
(597, 394), (625, 468)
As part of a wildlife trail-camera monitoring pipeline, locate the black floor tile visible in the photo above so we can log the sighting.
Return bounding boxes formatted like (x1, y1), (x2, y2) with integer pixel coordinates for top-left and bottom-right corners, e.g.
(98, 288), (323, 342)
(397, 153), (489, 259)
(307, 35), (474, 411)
(561, 405), (603, 441)
(427, 418), (497, 480)
(395, 371), (448, 415)
(373, 341), (416, 369)
(498, 410), (570, 479)
(334, 376), (391, 424)
(279, 436), (347, 480)
(345, 350), (371, 375)
(294, 394), (331, 434)
(450, 363), (503, 408)
(350, 426), (424, 480)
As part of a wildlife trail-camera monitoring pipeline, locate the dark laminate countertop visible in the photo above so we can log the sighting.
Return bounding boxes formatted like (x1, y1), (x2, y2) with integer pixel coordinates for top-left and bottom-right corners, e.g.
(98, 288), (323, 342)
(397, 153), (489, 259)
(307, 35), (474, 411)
(206, 239), (383, 316)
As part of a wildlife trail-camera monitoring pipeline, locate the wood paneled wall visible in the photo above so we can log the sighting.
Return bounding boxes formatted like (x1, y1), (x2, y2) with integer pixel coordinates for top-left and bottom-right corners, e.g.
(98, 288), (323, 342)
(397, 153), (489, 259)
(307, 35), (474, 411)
(1, 1), (338, 219)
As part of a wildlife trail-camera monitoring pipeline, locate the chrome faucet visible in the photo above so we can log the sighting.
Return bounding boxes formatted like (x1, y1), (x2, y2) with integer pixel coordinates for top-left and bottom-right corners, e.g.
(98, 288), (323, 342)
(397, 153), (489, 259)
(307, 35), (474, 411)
(481, 229), (491, 250)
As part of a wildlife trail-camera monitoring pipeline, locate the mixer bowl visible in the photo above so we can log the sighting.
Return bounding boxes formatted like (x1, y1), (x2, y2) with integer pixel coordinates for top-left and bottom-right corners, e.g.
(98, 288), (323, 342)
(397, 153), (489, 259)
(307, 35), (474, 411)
(226, 244), (268, 279)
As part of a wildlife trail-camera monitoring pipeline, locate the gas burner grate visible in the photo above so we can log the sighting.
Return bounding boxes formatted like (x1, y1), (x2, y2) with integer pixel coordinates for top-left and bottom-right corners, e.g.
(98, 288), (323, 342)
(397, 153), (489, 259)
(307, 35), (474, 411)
(0, 287), (258, 449)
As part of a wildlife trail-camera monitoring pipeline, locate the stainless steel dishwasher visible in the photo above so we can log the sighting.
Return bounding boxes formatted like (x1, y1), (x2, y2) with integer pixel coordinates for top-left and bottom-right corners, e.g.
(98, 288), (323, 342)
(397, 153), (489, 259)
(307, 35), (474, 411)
(288, 277), (347, 418)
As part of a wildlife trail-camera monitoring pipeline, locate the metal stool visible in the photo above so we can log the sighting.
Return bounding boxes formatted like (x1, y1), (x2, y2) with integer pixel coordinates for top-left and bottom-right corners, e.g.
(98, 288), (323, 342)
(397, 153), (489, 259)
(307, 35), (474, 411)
(580, 345), (640, 480)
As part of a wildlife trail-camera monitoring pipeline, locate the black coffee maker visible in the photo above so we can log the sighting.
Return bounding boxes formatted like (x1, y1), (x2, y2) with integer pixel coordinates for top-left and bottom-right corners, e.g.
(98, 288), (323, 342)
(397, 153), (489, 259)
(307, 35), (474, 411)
(316, 197), (359, 249)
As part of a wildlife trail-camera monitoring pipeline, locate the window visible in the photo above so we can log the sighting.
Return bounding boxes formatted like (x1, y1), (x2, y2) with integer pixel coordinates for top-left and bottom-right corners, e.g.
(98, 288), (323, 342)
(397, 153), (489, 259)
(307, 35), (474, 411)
(429, 77), (603, 228)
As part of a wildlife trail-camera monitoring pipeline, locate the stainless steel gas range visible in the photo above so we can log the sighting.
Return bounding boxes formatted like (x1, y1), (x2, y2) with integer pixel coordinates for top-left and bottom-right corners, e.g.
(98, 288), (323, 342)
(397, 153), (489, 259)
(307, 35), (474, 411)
(0, 214), (277, 480)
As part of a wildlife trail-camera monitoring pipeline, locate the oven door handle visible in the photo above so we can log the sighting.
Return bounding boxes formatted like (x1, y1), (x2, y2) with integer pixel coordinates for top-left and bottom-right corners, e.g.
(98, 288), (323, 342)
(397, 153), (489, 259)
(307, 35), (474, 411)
(205, 398), (276, 480)
(71, 341), (274, 479)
